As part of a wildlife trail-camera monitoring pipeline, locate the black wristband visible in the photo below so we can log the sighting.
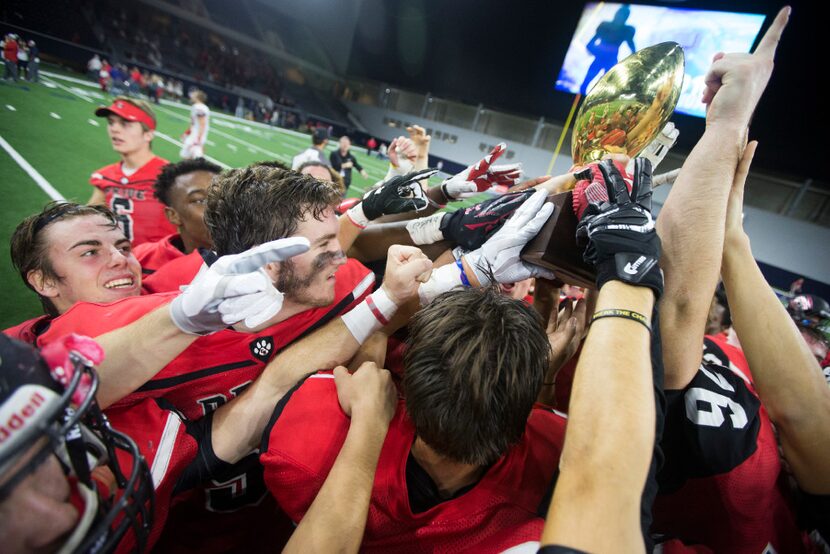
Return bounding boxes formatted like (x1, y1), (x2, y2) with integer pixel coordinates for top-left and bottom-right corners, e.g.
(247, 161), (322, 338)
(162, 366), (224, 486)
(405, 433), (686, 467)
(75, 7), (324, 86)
(591, 308), (652, 333)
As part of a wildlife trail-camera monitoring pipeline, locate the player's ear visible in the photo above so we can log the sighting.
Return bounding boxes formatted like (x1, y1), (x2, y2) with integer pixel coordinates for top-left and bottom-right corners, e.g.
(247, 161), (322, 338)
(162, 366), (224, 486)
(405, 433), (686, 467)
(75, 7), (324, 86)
(262, 262), (280, 284)
(164, 206), (181, 227)
(144, 128), (155, 144)
(28, 269), (59, 299)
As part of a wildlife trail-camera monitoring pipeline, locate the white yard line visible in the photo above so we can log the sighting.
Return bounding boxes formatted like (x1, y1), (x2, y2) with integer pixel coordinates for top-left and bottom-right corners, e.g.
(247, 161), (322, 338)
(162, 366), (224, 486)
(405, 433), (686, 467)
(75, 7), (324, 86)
(42, 76), (94, 103)
(40, 70), (312, 139)
(0, 135), (66, 201)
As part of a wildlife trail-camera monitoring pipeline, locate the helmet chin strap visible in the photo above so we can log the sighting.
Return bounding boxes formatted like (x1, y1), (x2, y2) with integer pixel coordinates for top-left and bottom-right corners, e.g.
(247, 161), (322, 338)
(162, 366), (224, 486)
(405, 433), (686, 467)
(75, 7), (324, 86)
(58, 479), (99, 554)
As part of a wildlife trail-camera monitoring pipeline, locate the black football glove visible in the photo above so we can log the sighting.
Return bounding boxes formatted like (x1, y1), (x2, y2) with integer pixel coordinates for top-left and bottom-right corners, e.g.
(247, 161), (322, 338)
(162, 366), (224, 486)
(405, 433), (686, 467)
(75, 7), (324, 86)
(346, 168), (436, 227)
(576, 158), (663, 297)
(439, 190), (534, 251)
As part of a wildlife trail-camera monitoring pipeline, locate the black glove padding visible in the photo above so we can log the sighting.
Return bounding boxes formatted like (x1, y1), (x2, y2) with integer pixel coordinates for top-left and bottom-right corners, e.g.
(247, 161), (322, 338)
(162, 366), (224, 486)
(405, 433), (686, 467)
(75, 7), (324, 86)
(360, 168), (436, 220)
(576, 158), (663, 297)
(439, 190), (534, 251)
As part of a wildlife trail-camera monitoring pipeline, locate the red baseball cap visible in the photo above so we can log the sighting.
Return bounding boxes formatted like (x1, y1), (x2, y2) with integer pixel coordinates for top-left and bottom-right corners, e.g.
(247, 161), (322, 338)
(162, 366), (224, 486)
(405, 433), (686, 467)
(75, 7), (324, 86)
(94, 99), (156, 130)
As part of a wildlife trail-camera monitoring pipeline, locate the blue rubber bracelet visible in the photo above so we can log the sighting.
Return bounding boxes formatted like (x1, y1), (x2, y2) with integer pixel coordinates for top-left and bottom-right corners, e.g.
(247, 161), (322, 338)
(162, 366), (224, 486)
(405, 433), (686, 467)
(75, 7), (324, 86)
(456, 259), (471, 287)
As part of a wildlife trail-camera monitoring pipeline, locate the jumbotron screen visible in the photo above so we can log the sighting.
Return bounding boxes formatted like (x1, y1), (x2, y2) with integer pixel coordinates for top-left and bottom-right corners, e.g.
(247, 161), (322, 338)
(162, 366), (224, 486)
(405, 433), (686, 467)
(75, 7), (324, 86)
(555, 2), (766, 118)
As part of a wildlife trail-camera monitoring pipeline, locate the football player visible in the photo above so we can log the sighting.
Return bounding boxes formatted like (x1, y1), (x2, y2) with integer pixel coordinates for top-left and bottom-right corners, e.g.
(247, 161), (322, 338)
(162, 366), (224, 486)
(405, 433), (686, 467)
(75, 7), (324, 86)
(180, 89), (210, 160)
(133, 158), (222, 276)
(88, 97), (176, 246)
(651, 10), (819, 551)
(261, 191), (563, 552)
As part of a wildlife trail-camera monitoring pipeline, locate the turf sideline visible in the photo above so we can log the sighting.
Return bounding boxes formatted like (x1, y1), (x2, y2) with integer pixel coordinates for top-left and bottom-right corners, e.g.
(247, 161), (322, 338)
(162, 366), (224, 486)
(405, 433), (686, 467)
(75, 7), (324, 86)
(0, 135), (66, 201)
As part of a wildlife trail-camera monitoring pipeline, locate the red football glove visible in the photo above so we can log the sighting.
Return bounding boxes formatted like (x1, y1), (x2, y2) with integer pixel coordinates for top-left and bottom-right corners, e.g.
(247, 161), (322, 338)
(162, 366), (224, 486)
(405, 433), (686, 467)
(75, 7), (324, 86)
(441, 143), (523, 199)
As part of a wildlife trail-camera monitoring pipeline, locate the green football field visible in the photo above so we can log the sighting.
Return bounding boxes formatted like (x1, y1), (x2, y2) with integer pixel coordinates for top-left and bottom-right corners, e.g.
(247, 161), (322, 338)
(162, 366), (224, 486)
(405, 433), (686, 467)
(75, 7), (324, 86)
(0, 69), (477, 329)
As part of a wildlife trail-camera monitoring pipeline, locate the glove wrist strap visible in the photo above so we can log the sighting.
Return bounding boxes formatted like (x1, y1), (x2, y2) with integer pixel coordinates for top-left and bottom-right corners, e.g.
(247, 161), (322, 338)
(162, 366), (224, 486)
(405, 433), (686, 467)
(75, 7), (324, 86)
(346, 203), (369, 229)
(406, 213), (446, 245)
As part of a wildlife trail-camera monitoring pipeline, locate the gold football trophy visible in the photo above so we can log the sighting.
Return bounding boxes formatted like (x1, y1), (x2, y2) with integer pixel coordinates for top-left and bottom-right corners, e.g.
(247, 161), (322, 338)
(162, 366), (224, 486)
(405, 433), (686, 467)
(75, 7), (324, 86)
(521, 41), (684, 287)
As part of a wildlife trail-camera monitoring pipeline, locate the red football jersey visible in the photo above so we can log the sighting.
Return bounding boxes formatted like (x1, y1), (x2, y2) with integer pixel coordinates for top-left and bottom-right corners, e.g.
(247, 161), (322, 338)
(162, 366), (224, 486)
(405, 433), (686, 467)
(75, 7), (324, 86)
(141, 249), (207, 294)
(133, 233), (185, 276)
(37, 259), (373, 420)
(37, 260), (374, 552)
(107, 398), (203, 553)
(90, 156), (175, 246)
(4, 315), (52, 345)
(652, 337), (812, 553)
(262, 373), (568, 553)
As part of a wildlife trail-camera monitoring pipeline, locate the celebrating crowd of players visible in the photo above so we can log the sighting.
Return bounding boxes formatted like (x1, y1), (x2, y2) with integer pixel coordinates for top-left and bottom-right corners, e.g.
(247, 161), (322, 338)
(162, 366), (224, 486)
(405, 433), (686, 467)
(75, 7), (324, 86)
(2, 8), (829, 553)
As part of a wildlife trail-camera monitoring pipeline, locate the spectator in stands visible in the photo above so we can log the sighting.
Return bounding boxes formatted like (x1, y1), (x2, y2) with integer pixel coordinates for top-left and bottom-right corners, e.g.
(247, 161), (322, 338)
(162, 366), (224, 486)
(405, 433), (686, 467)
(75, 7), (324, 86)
(3, 33), (19, 81)
(109, 63), (127, 95)
(292, 128), (330, 170)
(366, 136), (377, 156)
(128, 66), (143, 96)
(330, 136), (368, 194)
(87, 53), (102, 81)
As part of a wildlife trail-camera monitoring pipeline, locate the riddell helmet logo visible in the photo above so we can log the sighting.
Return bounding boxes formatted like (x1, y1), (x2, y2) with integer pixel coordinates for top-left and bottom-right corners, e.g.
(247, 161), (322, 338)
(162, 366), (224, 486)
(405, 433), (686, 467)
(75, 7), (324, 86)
(0, 387), (51, 445)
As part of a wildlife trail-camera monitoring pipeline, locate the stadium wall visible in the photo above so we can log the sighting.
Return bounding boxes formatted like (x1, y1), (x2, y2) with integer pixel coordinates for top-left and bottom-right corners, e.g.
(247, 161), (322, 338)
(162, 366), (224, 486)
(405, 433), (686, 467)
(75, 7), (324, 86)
(345, 101), (576, 177)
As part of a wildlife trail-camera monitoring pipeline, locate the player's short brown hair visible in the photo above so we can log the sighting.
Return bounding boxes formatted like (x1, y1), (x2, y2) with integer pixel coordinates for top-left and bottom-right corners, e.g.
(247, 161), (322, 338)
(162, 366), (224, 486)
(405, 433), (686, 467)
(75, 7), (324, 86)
(403, 286), (551, 466)
(297, 161), (346, 196)
(205, 165), (340, 256)
(10, 202), (119, 316)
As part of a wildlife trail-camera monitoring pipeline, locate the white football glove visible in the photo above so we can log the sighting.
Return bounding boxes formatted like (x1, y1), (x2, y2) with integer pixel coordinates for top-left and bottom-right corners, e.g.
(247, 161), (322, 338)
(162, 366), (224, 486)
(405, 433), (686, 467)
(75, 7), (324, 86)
(637, 122), (679, 171)
(464, 189), (556, 284)
(170, 237), (310, 334)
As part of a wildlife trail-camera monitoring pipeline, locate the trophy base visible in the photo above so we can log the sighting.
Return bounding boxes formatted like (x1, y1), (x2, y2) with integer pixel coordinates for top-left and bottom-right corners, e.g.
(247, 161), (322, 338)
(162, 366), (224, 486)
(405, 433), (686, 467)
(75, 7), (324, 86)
(520, 191), (596, 289)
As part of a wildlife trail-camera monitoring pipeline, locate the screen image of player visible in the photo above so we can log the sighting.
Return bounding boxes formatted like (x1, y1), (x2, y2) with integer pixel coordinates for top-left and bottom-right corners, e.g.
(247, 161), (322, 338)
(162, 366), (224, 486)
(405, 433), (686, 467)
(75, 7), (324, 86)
(554, 2), (766, 118)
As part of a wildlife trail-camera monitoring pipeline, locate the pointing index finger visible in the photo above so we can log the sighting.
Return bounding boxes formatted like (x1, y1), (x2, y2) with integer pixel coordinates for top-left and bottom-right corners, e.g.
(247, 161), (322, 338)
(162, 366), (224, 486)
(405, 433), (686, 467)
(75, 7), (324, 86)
(221, 237), (311, 274)
(754, 6), (790, 59)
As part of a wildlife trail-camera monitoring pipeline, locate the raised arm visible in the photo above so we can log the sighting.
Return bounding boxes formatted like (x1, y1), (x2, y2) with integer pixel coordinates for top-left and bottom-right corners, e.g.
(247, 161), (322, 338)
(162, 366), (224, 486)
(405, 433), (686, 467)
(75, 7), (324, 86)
(541, 158), (662, 552)
(720, 141), (830, 494)
(656, 7), (790, 389)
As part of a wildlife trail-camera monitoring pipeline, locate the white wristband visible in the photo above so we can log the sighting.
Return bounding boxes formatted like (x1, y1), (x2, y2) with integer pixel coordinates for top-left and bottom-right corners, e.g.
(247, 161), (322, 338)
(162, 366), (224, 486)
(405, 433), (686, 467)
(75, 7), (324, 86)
(406, 213), (446, 245)
(342, 287), (397, 343)
(346, 202), (369, 229)
(418, 262), (465, 305)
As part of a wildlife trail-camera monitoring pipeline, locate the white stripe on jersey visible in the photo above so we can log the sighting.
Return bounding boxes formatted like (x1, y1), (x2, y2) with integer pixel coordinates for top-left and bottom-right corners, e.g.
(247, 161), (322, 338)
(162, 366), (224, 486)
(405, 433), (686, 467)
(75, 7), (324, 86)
(353, 272), (375, 299)
(151, 411), (183, 488)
